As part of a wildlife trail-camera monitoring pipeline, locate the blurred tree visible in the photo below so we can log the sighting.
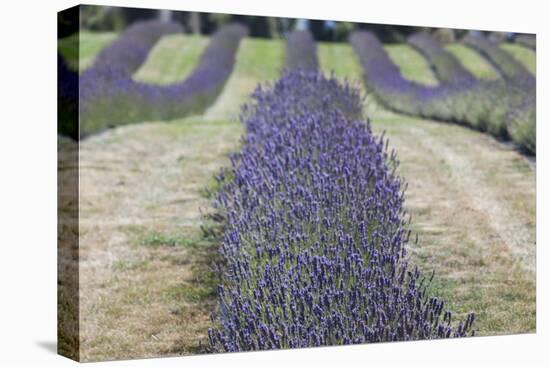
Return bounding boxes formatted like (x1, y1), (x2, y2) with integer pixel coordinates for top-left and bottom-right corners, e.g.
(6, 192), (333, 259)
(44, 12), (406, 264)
(309, 19), (326, 40)
(188, 12), (201, 34)
(356, 22), (423, 42)
(158, 9), (172, 22)
(432, 28), (457, 43)
(80, 5), (125, 31)
(488, 31), (508, 42)
(334, 21), (356, 42)
(209, 12), (232, 28)
(58, 5), (79, 38)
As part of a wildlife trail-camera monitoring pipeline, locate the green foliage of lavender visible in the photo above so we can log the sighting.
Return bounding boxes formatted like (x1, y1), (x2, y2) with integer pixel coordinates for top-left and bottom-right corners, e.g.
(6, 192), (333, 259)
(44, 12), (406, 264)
(207, 71), (475, 352)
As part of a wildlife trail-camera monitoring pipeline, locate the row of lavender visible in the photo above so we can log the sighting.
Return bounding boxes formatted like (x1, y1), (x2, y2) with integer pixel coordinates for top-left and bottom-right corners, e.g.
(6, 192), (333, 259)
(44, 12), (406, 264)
(75, 21), (247, 138)
(285, 30), (319, 71)
(207, 32), (474, 352)
(462, 35), (535, 154)
(93, 20), (183, 74)
(351, 31), (535, 154)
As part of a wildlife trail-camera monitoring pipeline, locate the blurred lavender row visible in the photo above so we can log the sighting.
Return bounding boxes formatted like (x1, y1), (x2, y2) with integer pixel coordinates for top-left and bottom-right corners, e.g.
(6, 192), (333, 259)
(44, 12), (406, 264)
(463, 35), (535, 154)
(420, 33), (535, 154)
(79, 22), (248, 137)
(464, 34), (533, 81)
(93, 20), (183, 75)
(208, 70), (474, 352)
(350, 31), (535, 154)
(285, 30), (319, 71)
(408, 33), (476, 86)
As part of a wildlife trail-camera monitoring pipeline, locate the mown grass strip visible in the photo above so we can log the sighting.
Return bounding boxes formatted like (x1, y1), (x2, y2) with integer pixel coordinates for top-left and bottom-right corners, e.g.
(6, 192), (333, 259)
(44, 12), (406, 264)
(58, 31), (118, 71)
(445, 44), (500, 80)
(318, 42), (363, 81)
(500, 44), (536, 75)
(133, 34), (209, 85)
(384, 44), (439, 86)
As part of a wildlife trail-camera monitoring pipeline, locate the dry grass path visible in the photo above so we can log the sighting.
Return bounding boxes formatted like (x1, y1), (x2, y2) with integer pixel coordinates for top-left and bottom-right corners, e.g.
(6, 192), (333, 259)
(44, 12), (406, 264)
(77, 119), (242, 360)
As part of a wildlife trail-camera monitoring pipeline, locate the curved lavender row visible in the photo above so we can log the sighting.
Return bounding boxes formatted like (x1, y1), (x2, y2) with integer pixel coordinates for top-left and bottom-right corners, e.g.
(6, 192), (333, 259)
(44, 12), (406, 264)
(515, 34), (536, 50)
(93, 20), (183, 75)
(80, 23), (248, 137)
(350, 31), (535, 154)
(463, 35), (535, 152)
(207, 71), (474, 352)
(464, 35), (533, 81)
(350, 31), (488, 127)
(408, 33), (476, 86)
(285, 30), (319, 71)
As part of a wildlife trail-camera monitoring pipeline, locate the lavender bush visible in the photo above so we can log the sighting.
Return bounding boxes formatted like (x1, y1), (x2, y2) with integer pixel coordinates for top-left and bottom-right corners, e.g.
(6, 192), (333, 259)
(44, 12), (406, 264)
(408, 33), (476, 86)
(93, 20), (183, 75)
(80, 23), (248, 137)
(285, 30), (319, 70)
(350, 31), (535, 154)
(207, 71), (474, 352)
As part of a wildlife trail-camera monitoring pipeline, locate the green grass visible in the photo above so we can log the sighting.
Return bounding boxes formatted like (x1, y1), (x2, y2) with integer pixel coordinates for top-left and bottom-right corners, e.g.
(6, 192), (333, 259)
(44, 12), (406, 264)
(318, 42), (364, 81)
(204, 38), (285, 120)
(140, 232), (198, 248)
(500, 44), (536, 75)
(58, 31), (118, 71)
(133, 34), (209, 84)
(445, 44), (500, 79)
(384, 44), (439, 86)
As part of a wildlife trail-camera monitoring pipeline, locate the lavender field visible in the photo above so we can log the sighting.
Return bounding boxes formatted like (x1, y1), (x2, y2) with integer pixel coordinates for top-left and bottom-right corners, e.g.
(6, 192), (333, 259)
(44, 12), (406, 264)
(58, 17), (536, 362)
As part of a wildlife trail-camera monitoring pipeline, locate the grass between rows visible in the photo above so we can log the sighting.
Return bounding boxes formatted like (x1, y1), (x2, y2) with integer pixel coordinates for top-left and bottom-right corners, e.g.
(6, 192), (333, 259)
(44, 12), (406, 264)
(445, 44), (500, 79)
(133, 34), (209, 85)
(384, 44), (439, 85)
(500, 43), (536, 75)
(203, 38), (285, 120)
(58, 30), (118, 71)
